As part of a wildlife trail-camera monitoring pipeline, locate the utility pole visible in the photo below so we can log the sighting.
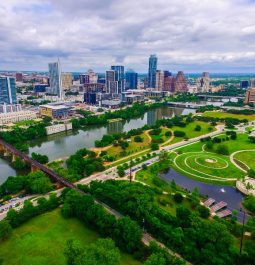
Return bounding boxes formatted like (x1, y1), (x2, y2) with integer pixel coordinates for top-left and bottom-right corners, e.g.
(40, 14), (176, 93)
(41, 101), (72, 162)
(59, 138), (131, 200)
(129, 158), (133, 183)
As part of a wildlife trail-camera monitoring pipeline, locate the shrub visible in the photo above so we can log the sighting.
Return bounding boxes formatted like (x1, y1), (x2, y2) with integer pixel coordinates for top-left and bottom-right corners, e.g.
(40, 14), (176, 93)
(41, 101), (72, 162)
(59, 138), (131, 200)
(173, 193), (183, 203)
(174, 131), (186, 137)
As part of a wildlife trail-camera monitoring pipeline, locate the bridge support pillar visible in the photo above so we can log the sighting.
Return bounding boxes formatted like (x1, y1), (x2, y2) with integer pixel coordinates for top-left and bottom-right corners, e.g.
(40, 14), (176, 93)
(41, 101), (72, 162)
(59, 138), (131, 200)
(12, 154), (17, 162)
(31, 165), (38, 173)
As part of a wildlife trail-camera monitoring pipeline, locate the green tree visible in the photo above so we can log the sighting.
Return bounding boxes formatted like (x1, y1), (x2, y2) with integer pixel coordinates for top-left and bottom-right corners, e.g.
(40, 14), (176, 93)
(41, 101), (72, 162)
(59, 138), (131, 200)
(64, 238), (120, 265)
(31, 152), (49, 164)
(0, 220), (12, 241)
(216, 144), (229, 155)
(151, 143), (159, 151)
(113, 217), (142, 253)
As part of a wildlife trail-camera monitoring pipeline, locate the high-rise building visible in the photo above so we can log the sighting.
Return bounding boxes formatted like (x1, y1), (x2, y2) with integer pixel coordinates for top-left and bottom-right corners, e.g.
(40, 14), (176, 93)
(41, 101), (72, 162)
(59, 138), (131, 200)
(80, 69), (98, 84)
(173, 71), (188, 93)
(197, 72), (210, 93)
(163, 71), (173, 92)
(106, 70), (118, 94)
(250, 79), (255, 87)
(48, 59), (63, 99)
(240, 80), (249, 90)
(0, 77), (17, 104)
(61, 73), (73, 90)
(155, 70), (164, 91)
(16, 72), (23, 82)
(244, 88), (255, 105)
(111, 65), (125, 93)
(125, 69), (138, 90)
(148, 54), (157, 88)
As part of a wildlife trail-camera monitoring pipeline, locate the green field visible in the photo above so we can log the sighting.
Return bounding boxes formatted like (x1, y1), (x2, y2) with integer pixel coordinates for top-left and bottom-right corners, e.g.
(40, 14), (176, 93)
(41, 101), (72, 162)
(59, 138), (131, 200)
(107, 131), (151, 158)
(235, 150), (255, 171)
(202, 111), (255, 121)
(0, 209), (140, 265)
(167, 133), (255, 184)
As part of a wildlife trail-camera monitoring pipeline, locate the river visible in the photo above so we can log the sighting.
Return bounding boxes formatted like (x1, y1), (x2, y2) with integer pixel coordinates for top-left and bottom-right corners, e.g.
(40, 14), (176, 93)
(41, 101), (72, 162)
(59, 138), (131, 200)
(161, 169), (245, 220)
(0, 106), (195, 183)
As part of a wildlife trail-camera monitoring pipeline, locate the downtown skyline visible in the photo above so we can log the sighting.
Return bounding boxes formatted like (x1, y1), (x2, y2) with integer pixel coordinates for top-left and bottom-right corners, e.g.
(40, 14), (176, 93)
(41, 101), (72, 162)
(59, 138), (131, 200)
(2, 0), (255, 73)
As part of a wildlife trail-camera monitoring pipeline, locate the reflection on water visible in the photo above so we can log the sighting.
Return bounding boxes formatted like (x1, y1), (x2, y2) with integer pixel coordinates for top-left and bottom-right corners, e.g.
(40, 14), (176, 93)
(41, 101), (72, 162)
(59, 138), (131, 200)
(1, 107), (195, 182)
(161, 169), (245, 220)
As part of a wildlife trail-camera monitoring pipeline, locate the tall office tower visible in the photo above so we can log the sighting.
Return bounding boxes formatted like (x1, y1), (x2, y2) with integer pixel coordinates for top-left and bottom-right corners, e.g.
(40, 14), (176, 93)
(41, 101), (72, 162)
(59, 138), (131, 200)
(15, 72), (23, 82)
(250, 78), (255, 87)
(163, 71), (173, 91)
(80, 69), (98, 84)
(173, 71), (188, 93)
(125, 69), (138, 90)
(245, 88), (255, 105)
(148, 54), (158, 88)
(197, 72), (210, 93)
(48, 59), (63, 99)
(111, 65), (125, 93)
(240, 80), (249, 90)
(155, 70), (164, 91)
(0, 76), (17, 104)
(61, 73), (73, 90)
(106, 70), (118, 94)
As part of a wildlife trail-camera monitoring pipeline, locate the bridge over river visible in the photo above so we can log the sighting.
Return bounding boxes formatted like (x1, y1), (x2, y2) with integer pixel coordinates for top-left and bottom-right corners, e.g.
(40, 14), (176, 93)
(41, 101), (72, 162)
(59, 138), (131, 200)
(0, 139), (78, 191)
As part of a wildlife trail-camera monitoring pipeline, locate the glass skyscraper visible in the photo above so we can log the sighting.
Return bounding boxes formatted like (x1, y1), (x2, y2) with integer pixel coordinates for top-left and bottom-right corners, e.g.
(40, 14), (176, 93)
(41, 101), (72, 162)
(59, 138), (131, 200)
(111, 65), (125, 94)
(125, 69), (138, 90)
(0, 76), (17, 104)
(148, 54), (158, 88)
(48, 59), (63, 99)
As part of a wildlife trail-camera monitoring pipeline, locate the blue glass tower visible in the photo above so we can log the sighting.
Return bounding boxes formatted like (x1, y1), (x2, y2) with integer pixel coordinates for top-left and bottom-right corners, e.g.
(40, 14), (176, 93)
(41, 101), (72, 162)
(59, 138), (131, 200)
(0, 77), (17, 104)
(111, 65), (125, 94)
(148, 54), (157, 88)
(125, 69), (138, 90)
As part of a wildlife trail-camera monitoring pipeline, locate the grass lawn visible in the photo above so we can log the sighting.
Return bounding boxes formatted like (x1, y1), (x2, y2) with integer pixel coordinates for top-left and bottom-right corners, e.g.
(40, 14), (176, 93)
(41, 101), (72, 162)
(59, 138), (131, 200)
(202, 111), (255, 121)
(135, 166), (198, 216)
(167, 133), (255, 185)
(235, 150), (255, 170)
(0, 209), (140, 265)
(168, 121), (215, 145)
(107, 131), (151, 159)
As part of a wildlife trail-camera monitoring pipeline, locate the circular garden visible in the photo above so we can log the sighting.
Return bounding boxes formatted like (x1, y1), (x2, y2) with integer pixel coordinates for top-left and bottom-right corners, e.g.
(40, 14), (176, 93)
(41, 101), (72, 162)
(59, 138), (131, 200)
(173, 152), (245, 183)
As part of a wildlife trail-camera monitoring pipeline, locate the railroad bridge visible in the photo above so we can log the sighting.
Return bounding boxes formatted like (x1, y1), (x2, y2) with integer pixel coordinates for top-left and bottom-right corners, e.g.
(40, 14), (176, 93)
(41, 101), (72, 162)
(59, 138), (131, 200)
(0, 139), (78, 190)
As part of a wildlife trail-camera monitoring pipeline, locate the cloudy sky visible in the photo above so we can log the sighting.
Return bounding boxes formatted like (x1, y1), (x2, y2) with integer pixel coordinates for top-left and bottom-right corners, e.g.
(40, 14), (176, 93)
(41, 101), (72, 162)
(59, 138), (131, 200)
(1, 0), (255, 73)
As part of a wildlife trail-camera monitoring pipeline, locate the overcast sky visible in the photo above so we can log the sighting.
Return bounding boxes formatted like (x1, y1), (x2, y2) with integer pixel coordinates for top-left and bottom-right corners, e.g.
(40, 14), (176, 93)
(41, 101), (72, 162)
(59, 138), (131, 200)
(1, 0), (255, 73)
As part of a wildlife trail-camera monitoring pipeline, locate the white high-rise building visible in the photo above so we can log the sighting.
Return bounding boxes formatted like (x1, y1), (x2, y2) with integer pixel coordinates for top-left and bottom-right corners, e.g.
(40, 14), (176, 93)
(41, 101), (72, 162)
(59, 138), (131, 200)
(48, 59), (63, 99)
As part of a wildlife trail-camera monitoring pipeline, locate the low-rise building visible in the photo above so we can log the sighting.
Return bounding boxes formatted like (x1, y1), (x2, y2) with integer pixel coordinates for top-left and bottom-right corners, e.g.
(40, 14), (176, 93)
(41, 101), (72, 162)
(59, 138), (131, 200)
(0, 110), (37, 125)
(45, 123), (73, 135)
(39, 104), (71, 119)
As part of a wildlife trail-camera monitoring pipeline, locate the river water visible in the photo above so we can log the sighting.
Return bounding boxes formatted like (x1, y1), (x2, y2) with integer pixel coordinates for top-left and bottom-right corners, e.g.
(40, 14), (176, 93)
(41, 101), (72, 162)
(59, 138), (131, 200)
(0, 106), (246, 215)
(0, 107), (195, 183)
(161, 170), (245, 219)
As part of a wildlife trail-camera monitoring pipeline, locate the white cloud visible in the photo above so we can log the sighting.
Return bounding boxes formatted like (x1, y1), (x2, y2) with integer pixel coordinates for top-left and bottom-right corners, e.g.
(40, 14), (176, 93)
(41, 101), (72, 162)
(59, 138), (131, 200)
(1, 0), (255, 72)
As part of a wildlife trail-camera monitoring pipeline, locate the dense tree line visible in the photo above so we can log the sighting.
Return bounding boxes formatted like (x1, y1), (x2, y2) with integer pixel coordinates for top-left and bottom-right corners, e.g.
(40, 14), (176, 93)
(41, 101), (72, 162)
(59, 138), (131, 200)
(6, 193), (59, 228)
(0, 118), (50, 146)
(61, 190), (143, 254)
(66, 148), (105, 177)
(31, 152), (49, 164)
(0, 171), (53, 199)
(88, 180), (255, 265)
(64, 238), (121, 265)
(72, 102), (165, 130)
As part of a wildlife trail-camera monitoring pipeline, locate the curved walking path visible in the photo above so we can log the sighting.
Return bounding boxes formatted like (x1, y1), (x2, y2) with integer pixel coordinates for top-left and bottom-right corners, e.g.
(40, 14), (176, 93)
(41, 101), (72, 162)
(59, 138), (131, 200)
(230, 149), (255, 173)
(173, 151), (237, 182)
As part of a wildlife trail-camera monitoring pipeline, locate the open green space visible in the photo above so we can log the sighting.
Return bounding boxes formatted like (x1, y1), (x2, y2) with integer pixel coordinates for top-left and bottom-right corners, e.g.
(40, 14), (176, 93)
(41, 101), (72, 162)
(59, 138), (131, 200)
(235, 150), (255, 171)
(0, 209), (140, 265)
(166, 133), (255, 184)
(202, 111), (255, 121)
(107, 131), (151, 158)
